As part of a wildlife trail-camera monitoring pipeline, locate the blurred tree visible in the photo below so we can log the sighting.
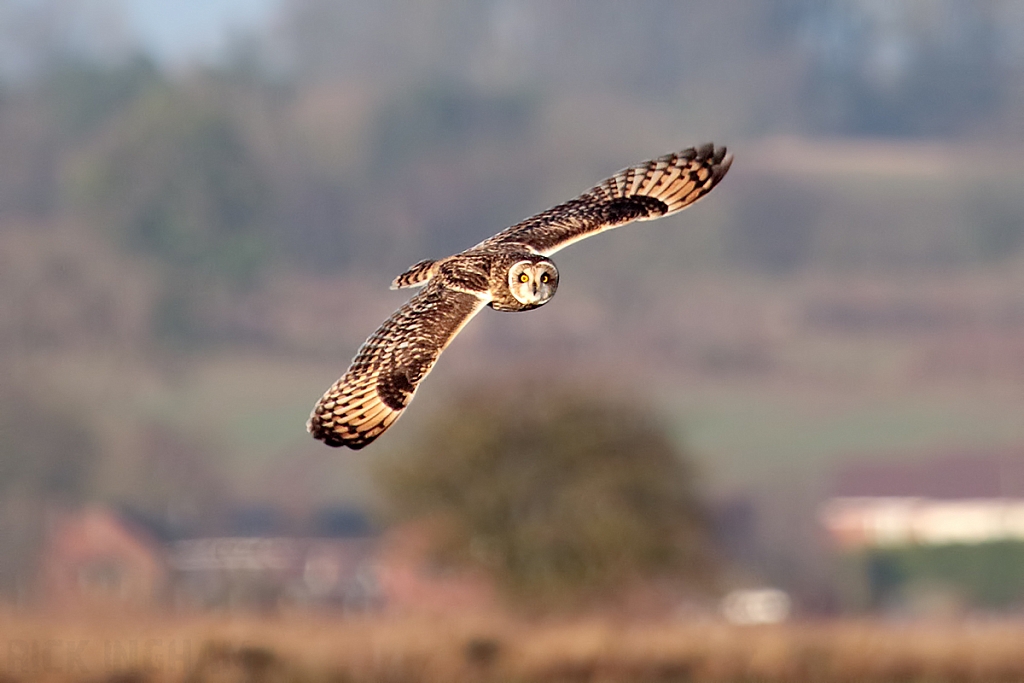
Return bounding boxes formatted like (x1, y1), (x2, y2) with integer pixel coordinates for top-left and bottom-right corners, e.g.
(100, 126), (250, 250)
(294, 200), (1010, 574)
(0, 0), (133, 80)
(796, 2), (1004, 137)
(40, 53), (161, 142)
(376, 386), (714, 609)
(72, 85), (270, 283)
(361, 82), (539, 261)
(70, 83), (273, 342)
(373, 82), (534, 163)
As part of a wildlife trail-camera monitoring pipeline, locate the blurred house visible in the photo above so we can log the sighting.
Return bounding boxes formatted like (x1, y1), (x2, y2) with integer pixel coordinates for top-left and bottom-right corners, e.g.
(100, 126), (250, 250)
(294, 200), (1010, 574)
(169, 535), (380, 611)
(822, 452), (1024, 548)
(821, 452), (1024, 612)
(823, 498), (1024, 548)
(372, 521), (496, 615)
(169, 519), (533, 615)
(40, 506), (167, 610)
(37, 504), (505, 614)
(168, 505), (379, 612)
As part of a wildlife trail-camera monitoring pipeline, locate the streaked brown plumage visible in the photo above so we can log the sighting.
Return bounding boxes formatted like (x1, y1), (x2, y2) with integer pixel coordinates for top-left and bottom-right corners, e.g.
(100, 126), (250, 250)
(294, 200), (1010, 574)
(309, 143), (733, 449)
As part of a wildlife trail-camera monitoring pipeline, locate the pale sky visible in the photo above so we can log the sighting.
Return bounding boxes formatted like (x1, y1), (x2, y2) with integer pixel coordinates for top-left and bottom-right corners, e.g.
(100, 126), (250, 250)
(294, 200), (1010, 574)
(121, 0), (279, 63)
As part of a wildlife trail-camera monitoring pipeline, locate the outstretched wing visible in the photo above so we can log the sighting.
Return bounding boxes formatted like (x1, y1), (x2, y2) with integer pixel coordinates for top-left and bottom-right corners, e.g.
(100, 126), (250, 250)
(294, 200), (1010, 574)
(308, 281), (488, 449)
(479, 143), (732, 256)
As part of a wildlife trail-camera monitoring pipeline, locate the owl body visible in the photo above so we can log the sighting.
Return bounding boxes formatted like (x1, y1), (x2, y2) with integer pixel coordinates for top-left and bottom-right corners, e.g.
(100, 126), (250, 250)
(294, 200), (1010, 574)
(397, 246), (558, 312)
(309, 143), (733, 449)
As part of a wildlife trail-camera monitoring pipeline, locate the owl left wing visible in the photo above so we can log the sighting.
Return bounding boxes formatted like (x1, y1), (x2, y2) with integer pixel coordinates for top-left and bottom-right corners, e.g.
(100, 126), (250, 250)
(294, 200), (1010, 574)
(479, 143), (732, 256)
(308, 280), (488, 449)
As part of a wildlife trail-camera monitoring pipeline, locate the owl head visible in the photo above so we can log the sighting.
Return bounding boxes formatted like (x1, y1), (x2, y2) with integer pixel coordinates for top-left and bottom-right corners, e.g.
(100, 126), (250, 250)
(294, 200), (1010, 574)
(507, 258), (558, 306)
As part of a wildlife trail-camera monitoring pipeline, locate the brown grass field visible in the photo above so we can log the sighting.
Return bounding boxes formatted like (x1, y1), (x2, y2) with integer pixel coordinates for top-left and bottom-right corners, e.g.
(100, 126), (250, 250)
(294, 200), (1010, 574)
(4, 612), (1024, 683)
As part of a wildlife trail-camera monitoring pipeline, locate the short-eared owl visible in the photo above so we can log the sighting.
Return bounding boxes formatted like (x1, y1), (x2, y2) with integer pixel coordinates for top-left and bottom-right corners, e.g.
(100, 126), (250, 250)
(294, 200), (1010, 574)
(309, 143), (733, 448)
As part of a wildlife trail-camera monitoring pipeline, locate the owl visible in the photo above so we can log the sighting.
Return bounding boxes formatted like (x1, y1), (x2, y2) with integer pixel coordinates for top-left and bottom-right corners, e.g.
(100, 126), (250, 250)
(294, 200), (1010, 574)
(309, 143), (733, 448)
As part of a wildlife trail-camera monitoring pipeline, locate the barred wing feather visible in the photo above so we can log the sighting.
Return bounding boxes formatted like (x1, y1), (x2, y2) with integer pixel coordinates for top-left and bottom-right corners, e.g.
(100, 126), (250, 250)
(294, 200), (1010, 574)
(308, 283), (487, 449)
(481, 143), (732, 256)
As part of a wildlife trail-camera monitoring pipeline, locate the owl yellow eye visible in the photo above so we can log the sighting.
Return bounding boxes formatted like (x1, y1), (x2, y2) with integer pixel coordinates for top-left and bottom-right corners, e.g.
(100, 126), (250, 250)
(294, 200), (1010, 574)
(519, 273), (529, 283)
(541, 273), (549, 283)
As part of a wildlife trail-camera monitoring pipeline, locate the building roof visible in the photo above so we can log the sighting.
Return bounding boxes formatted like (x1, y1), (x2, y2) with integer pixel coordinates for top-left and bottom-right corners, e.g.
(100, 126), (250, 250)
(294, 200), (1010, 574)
(831, 452), (1024, 500)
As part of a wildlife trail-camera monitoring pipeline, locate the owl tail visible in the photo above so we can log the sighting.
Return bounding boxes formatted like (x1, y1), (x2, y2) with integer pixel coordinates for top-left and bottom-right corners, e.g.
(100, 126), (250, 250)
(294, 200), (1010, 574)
(391, 258), (438, 289)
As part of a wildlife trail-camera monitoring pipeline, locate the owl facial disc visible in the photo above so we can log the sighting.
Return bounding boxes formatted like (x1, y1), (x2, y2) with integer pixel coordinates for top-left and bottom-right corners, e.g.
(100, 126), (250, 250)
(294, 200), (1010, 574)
(508, 259), (558, 306)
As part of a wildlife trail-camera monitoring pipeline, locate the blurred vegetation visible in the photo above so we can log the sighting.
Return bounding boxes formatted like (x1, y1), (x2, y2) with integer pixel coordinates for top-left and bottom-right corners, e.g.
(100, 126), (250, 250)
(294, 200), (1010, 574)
(68, 82), (272, 342)
(72, 85), (270, 284)
(376, 386), (714, 609)
(0, 3), (1016, 291)
(0, 383), (97, 503)
(968, 185), (1024, 262)
(798, 3), (1005, 137)
(846, 542), (1024, 612)
(0, 381), (99, 595)
(373, 83), (535, 165)
(9, 613), (1024, 683)
(0, 2), (1017, 327)
(41, 54), (162, 142)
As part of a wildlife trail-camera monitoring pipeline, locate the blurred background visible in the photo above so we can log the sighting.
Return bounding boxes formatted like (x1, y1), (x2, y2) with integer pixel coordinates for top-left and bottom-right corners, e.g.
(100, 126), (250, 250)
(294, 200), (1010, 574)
(2, 0), (1024, 631)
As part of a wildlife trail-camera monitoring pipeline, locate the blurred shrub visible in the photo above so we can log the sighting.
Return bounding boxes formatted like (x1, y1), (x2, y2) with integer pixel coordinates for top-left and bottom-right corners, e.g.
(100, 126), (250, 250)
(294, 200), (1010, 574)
(857, 542), (1024, 612)
(376, 385), (714, 609)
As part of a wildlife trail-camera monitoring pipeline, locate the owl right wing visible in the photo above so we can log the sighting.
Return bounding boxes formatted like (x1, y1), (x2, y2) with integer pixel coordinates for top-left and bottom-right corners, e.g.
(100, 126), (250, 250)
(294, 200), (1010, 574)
(478, 143), (732, 256)
(308, 280), (488, 449)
